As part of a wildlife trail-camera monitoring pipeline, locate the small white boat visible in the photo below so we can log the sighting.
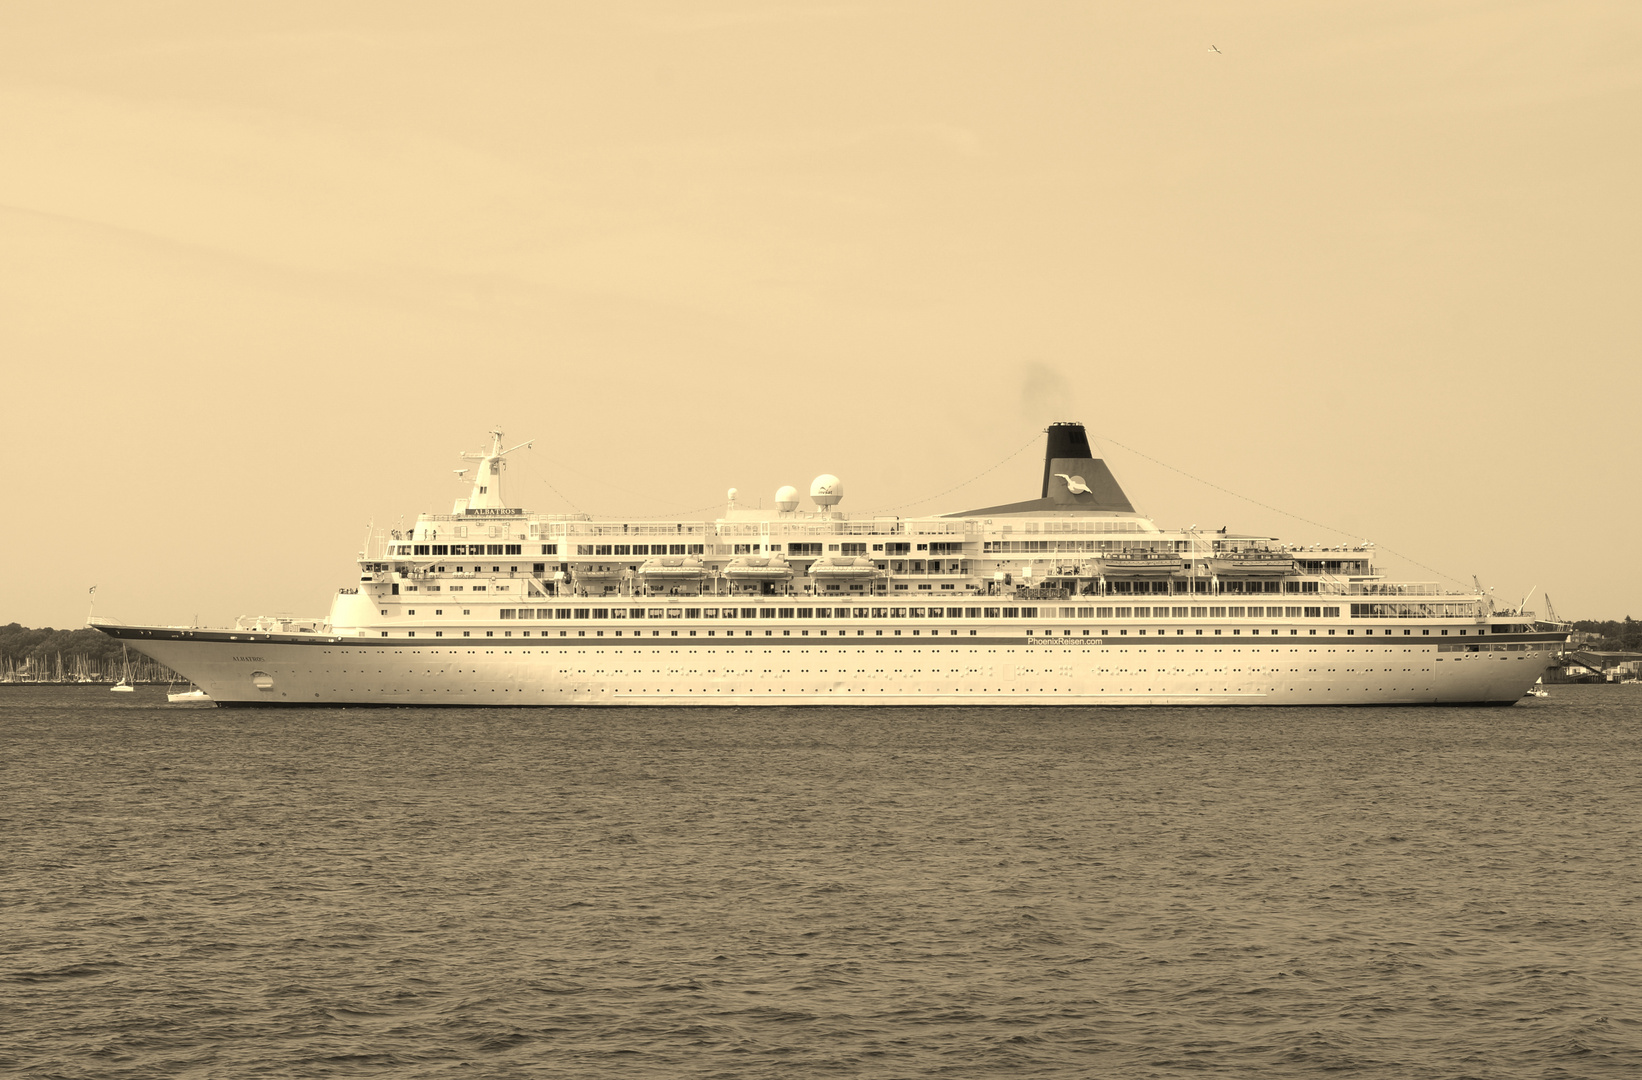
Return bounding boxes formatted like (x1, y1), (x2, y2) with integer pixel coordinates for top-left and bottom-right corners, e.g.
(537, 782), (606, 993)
(111, 645), (135, 692)
(1525, 678), (1548, 698)
(167, 687), (213, 704)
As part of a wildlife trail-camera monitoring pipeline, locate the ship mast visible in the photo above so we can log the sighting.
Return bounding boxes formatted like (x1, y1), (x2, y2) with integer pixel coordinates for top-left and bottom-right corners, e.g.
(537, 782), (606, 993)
(457, 429), (534, 512)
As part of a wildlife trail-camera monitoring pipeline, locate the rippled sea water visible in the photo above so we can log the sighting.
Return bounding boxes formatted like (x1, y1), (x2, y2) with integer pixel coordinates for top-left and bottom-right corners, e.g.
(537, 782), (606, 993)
(4, 686), (1640, 1078)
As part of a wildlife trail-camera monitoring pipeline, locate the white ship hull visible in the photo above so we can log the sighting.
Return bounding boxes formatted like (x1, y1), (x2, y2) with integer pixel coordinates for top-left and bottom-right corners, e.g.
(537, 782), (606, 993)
(105, 622), (1561, 707)
(93, 422), (1565, 706)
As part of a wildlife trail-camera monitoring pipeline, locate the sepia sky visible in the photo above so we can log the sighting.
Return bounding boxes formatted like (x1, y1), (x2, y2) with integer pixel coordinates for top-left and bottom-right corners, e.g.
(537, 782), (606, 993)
(2, 1), (1638, 629)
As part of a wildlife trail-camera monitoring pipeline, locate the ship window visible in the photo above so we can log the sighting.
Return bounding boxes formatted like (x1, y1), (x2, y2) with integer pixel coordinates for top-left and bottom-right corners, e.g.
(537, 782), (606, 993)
(742, 608), (758, 619)
(685, 608), (701, 619)
(574, 609), (590, 619)
(463, 631), (470, 637)
(486, 631), (494, 637)
(591, 609), (608, 619)
(380, 631), (388, 636)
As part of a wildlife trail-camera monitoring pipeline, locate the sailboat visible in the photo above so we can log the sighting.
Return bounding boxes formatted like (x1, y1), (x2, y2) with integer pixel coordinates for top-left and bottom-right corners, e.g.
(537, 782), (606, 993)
(111, 644), (135, 692)
(167, 680), (213, 704)
(1524, 677), (1549, 698)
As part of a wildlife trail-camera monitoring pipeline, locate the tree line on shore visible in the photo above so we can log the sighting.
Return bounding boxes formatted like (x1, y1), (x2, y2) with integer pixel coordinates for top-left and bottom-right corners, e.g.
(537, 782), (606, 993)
(0, 623), (180, 682)
(1570, 618), (1642, 652)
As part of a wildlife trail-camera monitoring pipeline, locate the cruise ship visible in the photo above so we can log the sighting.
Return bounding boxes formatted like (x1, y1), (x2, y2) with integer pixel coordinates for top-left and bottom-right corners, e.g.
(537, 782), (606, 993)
(92, 424), (1565, 706)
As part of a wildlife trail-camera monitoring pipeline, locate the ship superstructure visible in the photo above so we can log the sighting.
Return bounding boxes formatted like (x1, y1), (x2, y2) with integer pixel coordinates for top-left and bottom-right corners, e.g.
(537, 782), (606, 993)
(94, 424), (1565, 706)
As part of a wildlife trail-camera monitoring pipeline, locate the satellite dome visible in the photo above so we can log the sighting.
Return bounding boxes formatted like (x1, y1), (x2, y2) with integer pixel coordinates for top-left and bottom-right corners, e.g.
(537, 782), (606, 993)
(775, 485), (799, 512)
(727, 487), (738, 505)
(810, 474), (843, 507)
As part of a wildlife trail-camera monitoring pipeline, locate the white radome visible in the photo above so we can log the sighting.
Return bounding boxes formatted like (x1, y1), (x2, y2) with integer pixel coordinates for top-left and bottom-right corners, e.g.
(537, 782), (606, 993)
(775, 485), (799, 512)
(810, 474), (843, 507)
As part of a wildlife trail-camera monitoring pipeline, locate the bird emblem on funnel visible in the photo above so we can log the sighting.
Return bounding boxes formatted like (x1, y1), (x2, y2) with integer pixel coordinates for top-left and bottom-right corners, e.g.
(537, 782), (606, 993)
(1054, 473), (1091, 494)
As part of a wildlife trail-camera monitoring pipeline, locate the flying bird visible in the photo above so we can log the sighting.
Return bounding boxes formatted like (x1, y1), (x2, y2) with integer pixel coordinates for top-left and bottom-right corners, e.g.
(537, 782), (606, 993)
(1208, 45), (1221, 53)
(1054, 473), (1091, 494)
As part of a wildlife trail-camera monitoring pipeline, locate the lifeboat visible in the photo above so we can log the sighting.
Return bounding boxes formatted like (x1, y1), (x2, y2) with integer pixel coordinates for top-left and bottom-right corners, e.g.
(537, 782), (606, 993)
(722, 556), (793, 580)
(1096, 553), (1184, 577)
(1209, 552), (1296, 577)
(637, 556), (707, 580)
(571, 565), (626, 583)
(806, 556), (881, 580)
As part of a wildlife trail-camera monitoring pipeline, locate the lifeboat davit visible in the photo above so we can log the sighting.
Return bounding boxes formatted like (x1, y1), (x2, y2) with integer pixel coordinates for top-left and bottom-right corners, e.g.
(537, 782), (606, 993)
(638, 556), (707, 580)
(1209, 553), (1296, 577)
(1096, 553), (1184, 577)
(722, 556), (794, 580)
(806, 556), (881, 580)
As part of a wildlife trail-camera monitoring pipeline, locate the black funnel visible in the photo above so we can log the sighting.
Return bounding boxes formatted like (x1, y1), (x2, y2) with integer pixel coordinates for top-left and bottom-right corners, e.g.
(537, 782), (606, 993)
(1041, 422), (1095, 498)
(949, 421), (1136, 517)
